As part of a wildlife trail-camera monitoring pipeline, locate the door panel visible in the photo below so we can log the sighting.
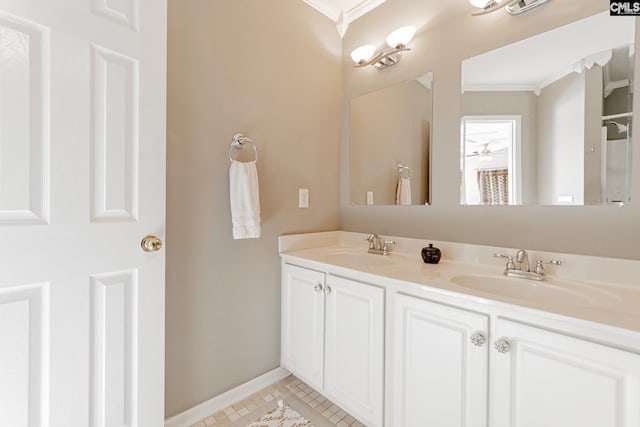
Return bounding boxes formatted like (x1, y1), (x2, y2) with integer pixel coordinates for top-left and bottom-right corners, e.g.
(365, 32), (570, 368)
(92, 0), (139, 30)
(324, 275), (384, 427)
(282, 264), (325, 390)
(90, 270), (138, 427)
(0, 283), (47, 427)
(0, 12), (49, 224)
(493, 319), (640, 427)
(392, 294), (489, 427)
(0, 1), (166, 426)
(90, 45), (139, 222)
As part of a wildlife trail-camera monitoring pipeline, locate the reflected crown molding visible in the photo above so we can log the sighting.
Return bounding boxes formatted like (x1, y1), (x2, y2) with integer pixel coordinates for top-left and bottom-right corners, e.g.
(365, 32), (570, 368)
(417, 72), (434, 90)
(463, 50), (614, 96)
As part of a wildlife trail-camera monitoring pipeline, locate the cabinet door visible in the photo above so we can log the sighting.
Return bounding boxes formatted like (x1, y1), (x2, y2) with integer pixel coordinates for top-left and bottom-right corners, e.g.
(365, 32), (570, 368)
(324, 275), (385, 427)
(281, 264), (325, 390)
(392, 294), (489, 427)
(492, 319), (640, 427)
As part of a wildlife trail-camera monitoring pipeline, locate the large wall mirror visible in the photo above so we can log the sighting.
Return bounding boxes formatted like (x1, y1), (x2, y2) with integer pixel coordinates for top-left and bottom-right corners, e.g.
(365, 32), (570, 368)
(350, 72), (433, 205)
(460, 12), (635, 206)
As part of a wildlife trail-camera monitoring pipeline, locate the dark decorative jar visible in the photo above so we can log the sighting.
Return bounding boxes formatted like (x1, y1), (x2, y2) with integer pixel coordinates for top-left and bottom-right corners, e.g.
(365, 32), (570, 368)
(421, 243), (441, 264)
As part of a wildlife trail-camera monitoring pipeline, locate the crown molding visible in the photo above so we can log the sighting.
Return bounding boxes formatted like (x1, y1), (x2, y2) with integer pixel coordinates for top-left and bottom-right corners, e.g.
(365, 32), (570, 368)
(462, 84), (539, 93)
(344, 0), (387, 23)
(302, 0), (339, 20)
(302, 0), (387, 37)
(464, 49), (615, 96)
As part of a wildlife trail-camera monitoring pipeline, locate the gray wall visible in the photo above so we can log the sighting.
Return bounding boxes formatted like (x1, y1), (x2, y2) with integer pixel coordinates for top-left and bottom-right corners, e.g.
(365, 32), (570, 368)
(166, 0), (341, 417)
(537, 72), (585, 205)
(341, 0), (640, 260)
(351, 80), (431, 205)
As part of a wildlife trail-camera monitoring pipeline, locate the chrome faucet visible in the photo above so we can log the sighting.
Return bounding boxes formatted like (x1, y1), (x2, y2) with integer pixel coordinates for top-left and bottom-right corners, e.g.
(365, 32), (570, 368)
(515, 249), (530, 272)
(367, 234), (381, 251)
(366, 234), (395, 256)
(493, 249), (561, 281)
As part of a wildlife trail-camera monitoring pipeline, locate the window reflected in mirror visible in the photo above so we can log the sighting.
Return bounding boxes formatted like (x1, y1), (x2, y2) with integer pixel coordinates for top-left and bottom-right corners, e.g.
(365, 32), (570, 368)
(460, 11), (634, 206)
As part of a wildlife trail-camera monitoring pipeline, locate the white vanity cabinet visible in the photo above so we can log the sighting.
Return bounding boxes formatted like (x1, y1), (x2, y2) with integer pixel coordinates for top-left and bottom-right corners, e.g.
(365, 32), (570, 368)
(391, 294), (489, 427)
(281, 264), (325, 390)
(279, 235), (640, 427)
(281, 263), (385, 427)
(491, 318), (640, 427)
(324, 275), (385, 427)
(390, 293), (640, 427)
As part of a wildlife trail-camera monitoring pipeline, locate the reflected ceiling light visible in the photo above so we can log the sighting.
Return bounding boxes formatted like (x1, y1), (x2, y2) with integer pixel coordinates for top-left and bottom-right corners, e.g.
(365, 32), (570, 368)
(351, 25), (416, 70)
(479, 145), (493, 161)
(468, 0), (550, 16)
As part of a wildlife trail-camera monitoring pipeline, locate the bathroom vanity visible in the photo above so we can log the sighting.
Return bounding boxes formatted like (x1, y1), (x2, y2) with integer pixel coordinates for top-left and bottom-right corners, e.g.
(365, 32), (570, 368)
(279, 231), (640, 427)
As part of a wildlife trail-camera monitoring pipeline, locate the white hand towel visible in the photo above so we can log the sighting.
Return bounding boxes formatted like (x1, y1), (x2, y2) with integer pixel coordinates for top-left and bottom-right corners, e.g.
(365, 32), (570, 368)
(229, 161), (261, 239)
(396, 177), (412, 205)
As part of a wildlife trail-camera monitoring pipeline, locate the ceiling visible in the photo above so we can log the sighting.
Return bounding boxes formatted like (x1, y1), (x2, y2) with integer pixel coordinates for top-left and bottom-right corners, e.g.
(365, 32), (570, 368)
(302, 0), (387, 37)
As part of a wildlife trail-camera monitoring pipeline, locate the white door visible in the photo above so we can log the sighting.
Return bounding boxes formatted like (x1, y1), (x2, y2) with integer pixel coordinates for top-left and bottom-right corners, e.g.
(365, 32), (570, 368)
(492, 319), (640, 427)
(281, 264), (325, 390)
(391, 294), (489, 427)
(324, 275), (384, 427)
(0, 0), (166, 426)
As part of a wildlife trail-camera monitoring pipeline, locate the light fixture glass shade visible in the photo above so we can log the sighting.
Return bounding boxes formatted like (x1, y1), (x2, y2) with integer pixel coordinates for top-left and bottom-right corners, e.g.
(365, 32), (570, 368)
(350, 44), (376, 63)
(385, 26), (416, 48)
(468, 0), (491, 7)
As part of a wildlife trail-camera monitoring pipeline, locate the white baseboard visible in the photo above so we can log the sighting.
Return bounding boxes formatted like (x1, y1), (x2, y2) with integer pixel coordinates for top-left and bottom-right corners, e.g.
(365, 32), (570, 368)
(164, 367), (290, 427)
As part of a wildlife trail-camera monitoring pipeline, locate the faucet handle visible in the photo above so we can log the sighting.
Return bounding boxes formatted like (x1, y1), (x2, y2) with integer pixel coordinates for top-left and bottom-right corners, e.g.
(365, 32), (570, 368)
(534, 259), (562, 274)
(493, 253), (515, 270)
(382, 240), (396, 256)
(366, 234), (380, 249)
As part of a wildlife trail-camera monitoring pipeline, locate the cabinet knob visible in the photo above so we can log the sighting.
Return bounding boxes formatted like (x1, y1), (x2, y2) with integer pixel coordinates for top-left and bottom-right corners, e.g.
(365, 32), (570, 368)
(494, 338), (512, 354)
(470, 332), (487, 347)
(324, 285), (332, 294)
(314, 283), (323, 292)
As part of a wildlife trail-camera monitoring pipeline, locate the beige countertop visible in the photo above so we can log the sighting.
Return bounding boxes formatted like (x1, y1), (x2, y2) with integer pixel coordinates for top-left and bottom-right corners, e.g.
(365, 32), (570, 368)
(281, 242), (640, 334)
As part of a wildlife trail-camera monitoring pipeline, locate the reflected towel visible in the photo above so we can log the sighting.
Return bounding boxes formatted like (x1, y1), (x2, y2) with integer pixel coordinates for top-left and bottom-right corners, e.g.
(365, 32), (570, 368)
(396, 177), (412, 205)
(229, 161), (261, 239)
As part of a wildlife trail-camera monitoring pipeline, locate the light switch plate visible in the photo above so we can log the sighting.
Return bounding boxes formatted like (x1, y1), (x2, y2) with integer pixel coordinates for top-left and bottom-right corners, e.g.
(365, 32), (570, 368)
(299, 188), (309, 208)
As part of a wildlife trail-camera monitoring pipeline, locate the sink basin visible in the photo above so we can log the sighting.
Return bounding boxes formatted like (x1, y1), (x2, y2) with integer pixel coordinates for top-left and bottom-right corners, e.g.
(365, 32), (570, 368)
(322, 251), (393, 267)
(450, 274), (595, 305)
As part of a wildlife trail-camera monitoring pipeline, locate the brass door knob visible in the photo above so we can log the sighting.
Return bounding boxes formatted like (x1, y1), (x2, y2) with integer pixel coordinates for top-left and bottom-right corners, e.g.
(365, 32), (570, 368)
(141, 235), (163, 252)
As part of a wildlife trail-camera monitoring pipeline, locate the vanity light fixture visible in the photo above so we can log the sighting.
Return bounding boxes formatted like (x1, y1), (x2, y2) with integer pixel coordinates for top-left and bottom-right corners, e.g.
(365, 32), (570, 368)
(468, 0), (550, 16)
(351, 25), (416, 70)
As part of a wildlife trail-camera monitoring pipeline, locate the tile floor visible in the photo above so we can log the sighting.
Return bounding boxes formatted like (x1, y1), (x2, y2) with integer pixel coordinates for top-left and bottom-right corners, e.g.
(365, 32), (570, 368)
(190, 375), (366, 427)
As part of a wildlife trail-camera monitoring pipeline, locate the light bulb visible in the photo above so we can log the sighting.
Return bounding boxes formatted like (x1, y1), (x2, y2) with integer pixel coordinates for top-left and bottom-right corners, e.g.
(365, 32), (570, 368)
(386, 26), (416, 48)
(468, 0), (491, 7)
(350, 44), (376, 64)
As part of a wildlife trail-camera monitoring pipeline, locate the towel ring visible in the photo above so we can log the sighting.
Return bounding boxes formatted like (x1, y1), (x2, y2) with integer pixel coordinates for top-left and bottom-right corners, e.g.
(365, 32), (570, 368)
(397, 164), (410, 179)
(229, 133), (258, 162)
